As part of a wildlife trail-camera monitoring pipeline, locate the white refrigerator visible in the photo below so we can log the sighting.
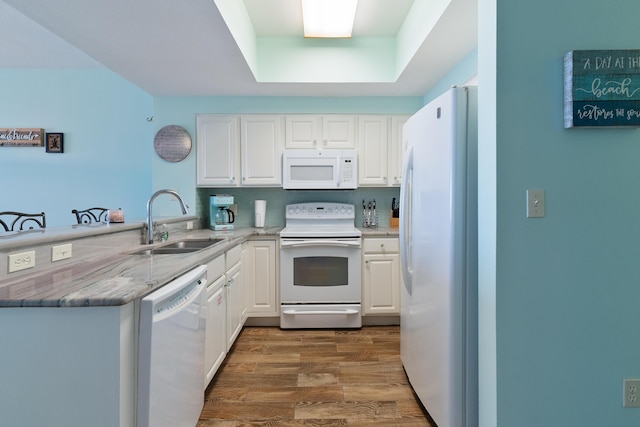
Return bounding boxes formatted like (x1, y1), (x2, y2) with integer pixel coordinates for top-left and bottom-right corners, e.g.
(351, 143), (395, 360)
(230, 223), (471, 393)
(400, 86), (478, 427)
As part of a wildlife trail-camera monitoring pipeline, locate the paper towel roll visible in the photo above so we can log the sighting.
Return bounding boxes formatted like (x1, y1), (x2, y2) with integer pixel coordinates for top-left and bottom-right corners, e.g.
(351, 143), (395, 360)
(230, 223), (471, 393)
(254, 200), (266, 227)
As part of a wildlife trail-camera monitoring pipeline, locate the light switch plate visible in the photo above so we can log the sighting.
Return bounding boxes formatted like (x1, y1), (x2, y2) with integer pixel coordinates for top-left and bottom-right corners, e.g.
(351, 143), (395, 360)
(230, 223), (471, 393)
(526, 189), (545, 218)
(52, 243), (72, 262)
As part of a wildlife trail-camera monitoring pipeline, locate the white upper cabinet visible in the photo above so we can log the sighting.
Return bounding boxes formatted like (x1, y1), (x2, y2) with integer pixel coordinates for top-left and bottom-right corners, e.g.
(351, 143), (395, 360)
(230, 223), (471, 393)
(285, 115), (321, 148)
(357, 115), (388, 186)
(197, 114), (284, 187)
(198, 113), (408, 188)
(240, 115), (284, 186)
(196, 114), (240, 187)
(285, 115), (356, 149)
(389, 115), (410, 186)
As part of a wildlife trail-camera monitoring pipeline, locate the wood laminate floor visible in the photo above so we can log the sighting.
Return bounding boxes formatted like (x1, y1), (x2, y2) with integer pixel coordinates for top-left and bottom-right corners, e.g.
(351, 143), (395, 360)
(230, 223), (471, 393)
(198, 326), (435, 426)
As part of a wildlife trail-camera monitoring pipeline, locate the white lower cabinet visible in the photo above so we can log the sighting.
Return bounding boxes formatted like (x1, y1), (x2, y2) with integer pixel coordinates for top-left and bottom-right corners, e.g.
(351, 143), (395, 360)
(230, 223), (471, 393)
(225, 244), (244, 350)
(204, 244), (245, 386)
(204, 254), (226, 386)
(244, 239), (279, 317)
(362, 237), (401, 315)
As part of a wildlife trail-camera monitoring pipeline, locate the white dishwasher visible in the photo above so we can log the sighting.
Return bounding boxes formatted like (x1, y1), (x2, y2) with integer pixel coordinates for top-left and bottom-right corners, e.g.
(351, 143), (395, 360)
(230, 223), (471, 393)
(137, 265), (207, 427)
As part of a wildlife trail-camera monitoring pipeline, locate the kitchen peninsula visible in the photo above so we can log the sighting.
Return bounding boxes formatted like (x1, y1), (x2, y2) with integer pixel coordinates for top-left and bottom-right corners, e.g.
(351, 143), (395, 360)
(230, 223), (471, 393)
(0, 218), (279, 427)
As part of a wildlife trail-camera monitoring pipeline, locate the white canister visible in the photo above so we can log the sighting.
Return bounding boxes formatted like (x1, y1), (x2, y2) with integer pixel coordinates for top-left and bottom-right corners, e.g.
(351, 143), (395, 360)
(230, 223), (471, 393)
(254, 200), (266, 227)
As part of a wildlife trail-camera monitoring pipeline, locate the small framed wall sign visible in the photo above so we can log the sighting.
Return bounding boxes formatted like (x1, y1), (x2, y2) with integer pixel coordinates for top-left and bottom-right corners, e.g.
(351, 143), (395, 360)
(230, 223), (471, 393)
(46, 133), (64, 153)
(0, 128), (44, 146)
(564, 49), (640, 128)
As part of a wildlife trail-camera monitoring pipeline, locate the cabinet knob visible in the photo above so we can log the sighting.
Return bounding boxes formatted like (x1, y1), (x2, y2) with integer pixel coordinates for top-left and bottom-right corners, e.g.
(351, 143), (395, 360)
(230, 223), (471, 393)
(365, 260), (369, 264)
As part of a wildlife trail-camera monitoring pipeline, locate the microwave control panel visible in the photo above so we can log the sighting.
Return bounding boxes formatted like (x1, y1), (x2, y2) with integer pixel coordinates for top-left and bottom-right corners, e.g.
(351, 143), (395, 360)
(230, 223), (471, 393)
(340, 158), (355, 183)
(339, 153), (357, 188)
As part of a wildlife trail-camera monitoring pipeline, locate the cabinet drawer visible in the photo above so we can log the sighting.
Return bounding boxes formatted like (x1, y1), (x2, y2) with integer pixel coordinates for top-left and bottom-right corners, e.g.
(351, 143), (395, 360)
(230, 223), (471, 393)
(207, 254), (225, 281)
(226, 244), (242, 269)
(362, 237), (399, 253)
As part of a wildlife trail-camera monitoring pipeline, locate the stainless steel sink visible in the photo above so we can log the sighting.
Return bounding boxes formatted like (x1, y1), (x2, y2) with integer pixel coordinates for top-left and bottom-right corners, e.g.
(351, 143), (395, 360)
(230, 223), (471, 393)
(128, 238), (226, 255)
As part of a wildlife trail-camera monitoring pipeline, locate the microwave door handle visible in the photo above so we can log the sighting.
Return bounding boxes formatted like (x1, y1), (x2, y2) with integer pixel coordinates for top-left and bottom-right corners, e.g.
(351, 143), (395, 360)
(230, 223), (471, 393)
(280, 240), (361, 248)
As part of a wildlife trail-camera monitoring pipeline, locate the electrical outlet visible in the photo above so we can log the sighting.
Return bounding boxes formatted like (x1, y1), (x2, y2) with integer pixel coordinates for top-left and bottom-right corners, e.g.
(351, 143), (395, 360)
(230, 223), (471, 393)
(8, 250), (36, 273)
(624, 379), (640, 408)
(52, 243), (72, 262)
(186, 221), (194, 230)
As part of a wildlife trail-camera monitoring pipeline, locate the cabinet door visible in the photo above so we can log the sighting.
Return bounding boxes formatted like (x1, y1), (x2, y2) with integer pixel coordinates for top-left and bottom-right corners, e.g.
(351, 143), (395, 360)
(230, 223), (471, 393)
(362, 252), (400, 315)
(244, 240), (278, 316)
(389, 115), (410, 186)
(205, 275), (226, 385)
(196, 114), (240, 187)
(322, 115), (356, 148)
(285, 115), (321, 148)
(357, 116), (389, 186)
(225, 261), (243, 350)
(240, 115), (284, 186)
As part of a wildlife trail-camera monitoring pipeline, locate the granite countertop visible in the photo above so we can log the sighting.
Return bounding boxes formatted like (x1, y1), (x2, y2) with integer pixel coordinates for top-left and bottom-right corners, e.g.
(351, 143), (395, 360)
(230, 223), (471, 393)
(0, 223), (395, 309)
(0, 226), (282, 308)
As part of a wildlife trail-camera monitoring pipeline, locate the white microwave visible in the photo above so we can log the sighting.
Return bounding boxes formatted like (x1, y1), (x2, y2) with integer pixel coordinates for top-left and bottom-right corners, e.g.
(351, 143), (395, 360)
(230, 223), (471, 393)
(282, 149), (358, 190)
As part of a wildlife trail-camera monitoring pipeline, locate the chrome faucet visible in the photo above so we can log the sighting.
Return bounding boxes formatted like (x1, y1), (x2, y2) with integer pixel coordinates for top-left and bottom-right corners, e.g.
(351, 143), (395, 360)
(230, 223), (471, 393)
(146, 189), (189, 244)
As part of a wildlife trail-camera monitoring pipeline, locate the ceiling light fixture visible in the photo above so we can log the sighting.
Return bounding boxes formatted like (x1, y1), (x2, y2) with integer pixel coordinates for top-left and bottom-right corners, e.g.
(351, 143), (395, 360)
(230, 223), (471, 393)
(301, 0), (358, 38)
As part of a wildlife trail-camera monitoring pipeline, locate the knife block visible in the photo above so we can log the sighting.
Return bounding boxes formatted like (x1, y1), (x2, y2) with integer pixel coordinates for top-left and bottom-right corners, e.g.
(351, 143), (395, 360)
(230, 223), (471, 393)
(390, 210), (399, 228)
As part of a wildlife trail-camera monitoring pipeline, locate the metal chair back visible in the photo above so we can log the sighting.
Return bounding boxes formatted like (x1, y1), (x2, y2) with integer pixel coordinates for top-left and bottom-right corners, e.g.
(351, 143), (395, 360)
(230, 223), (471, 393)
(0, 211), (46, 231)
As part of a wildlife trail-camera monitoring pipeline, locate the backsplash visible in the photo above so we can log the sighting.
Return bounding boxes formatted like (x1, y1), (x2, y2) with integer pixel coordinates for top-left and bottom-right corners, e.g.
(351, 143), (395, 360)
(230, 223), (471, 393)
(196, 187), (401, 229)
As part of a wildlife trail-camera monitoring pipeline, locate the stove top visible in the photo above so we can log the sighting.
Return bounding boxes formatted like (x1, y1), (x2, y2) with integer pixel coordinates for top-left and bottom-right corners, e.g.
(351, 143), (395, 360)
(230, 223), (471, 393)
(280, 202), (361, 238)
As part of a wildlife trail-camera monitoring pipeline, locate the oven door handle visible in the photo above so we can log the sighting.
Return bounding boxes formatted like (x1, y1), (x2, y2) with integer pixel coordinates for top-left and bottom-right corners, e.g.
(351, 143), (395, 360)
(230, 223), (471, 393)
(280, 240), (361, 249)
(282, 309), (360, 315)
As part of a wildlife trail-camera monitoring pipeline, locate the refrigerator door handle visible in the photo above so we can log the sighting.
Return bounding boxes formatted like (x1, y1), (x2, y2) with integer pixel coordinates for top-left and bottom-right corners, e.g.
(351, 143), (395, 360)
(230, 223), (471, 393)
(400, 145), (414, 295)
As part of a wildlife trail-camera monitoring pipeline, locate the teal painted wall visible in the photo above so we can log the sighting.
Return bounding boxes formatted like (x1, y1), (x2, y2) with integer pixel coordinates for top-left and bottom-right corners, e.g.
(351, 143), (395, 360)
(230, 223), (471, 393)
(480, 0), (640, 426)
(0, 69), (153, 226)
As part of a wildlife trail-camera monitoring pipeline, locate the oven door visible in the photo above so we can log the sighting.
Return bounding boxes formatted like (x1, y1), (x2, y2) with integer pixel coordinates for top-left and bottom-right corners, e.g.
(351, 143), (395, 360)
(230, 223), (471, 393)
(280, 237), (361, 303)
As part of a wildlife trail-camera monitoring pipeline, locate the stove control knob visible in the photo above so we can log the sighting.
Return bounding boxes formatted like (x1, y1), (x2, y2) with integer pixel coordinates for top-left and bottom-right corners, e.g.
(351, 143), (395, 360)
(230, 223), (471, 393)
(347, 207), (353, 214)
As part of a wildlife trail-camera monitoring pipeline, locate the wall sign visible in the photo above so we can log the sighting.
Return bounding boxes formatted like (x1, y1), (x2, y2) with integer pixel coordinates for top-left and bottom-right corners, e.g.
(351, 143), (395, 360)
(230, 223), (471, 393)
(0, 128), (44, 146)
(564, 49), (640, 128)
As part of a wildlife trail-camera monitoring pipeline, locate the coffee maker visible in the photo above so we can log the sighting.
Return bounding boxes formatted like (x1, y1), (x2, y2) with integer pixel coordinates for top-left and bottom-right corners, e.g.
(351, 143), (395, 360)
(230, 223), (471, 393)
(209, 195), (235, 231)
